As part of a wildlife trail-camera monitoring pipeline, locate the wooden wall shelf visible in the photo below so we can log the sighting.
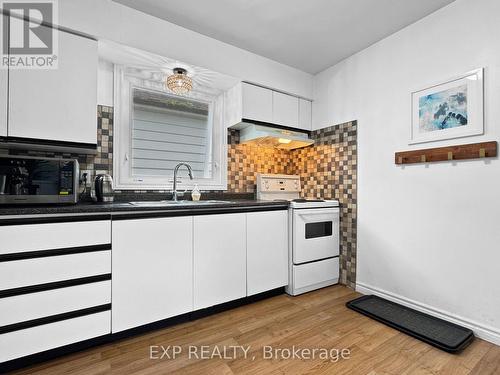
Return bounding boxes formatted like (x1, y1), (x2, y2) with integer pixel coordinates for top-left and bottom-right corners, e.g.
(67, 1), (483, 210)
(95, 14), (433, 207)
(395, 141), (497, 165)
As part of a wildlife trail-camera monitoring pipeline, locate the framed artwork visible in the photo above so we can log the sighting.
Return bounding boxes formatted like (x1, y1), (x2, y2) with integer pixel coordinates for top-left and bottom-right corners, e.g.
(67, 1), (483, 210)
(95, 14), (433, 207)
(410, 68), (483, 144)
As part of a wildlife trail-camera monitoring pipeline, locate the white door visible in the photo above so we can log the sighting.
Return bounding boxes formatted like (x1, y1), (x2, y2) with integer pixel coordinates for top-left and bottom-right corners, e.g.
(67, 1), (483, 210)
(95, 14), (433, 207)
(273, 91), (299, 128)
(247, 210), (288, 296)
(298, 98), (312, 131)
(0, 68), (6, 137)
(242, 83), (273, 123)
(112, 217), (193, 332)
(292, 207), (339, 264)
(8, 24), (97, 145)
(193, 213), (246, 309)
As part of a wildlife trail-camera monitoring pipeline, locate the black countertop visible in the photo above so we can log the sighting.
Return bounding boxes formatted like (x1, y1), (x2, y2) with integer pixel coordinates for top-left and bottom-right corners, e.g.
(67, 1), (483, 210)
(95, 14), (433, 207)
(0, 199), (289, 221)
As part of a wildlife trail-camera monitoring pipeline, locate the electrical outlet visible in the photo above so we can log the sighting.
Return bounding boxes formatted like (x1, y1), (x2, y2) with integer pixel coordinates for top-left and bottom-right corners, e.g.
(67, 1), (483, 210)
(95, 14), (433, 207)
(80, 170), (93, 188)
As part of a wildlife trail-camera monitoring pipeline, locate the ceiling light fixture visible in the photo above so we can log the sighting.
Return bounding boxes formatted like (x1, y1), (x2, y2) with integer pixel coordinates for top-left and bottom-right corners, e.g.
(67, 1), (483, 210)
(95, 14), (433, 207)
(166, 67), (193, 94)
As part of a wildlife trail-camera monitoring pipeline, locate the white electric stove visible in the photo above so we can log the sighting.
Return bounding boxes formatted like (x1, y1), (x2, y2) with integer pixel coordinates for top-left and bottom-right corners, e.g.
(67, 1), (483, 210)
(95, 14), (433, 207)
(256, 174), (340, 295)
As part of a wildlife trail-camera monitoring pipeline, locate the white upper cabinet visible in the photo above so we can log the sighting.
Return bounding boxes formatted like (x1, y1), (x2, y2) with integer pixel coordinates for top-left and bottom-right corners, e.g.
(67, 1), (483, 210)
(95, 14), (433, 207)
(272, 91), (299, 128)
(0, 69), (6, 137)
(299, 98), (312, 131)
(193, 213), (247, 310)
(8, 24), (97, 146)
(241, 82), (273, 123)
(226, 82), (312, 131)
(247, 211), (288, 296)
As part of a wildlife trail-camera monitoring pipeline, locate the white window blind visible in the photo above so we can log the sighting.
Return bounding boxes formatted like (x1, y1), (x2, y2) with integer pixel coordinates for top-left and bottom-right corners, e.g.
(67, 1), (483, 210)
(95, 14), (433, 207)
(131, 88), (213, 179)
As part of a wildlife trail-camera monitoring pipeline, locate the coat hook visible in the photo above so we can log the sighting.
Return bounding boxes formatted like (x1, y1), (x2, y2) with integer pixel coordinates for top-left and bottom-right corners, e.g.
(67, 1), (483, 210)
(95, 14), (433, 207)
(398, 156), (403, 164)
(421, 155), (426, 163)
(479, 148), (486, 158)
(447, 151), (453, 160)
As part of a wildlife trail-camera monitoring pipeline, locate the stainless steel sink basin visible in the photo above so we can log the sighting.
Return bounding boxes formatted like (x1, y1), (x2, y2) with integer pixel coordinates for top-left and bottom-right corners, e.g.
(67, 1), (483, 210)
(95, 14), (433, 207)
(196, 200), (235, 204)
(128, 201), (185, 207)
(128, 200), (233, 207)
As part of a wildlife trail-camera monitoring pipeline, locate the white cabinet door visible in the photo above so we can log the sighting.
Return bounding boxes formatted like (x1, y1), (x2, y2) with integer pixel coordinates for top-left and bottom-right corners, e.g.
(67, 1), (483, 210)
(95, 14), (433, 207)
(242, 83), (273, 123)
(8, 25), (97, 145)
(0, 68), (6, 137)
(247, 211), (288, 296)
(112, 217), (193, 332)
(273, 91), (299, 128)
(298, 98), (312, 131)
(193, 213), (246, 309)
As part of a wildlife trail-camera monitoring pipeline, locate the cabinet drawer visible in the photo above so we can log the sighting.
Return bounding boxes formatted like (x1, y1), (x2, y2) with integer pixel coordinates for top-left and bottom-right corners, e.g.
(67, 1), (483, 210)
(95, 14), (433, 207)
(0, 311), (111, 363)
(0, 251), (111, 291)
(0, 281), (111, 327)
(0, 220), (111, 255)
(293, 257), (339, 289)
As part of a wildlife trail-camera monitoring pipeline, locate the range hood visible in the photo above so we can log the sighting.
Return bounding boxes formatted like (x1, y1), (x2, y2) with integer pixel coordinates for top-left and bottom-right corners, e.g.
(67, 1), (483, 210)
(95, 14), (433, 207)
(237, 124), (314, 150)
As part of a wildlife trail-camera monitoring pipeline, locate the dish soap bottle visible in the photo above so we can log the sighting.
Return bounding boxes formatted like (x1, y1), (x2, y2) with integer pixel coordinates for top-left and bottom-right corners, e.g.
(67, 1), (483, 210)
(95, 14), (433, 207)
(191, 184), (201, 201)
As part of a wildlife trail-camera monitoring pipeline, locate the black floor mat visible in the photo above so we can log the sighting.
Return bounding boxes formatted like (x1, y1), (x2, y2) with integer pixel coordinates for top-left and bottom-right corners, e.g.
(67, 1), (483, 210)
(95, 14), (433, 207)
(346, 295), (474, 353)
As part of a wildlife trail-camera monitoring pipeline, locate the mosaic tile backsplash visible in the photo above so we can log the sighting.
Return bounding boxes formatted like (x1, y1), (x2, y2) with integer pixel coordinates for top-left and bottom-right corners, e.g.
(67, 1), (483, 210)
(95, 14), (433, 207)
(289, 122), (358, 288)
(9, 106), (357, 287)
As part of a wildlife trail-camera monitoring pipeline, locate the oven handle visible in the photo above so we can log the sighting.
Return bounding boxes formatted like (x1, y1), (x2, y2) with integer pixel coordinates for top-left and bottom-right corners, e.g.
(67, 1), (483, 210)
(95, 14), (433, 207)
(295, 211), (337, 222)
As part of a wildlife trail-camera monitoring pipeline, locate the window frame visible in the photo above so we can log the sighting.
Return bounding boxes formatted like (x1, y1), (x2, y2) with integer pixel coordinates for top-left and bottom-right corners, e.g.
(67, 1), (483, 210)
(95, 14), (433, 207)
(113, 65), (227, 191)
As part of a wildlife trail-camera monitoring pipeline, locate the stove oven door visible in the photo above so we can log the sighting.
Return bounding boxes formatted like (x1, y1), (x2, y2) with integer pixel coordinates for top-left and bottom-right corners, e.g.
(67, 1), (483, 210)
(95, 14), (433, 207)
(292, 207), (339, 264)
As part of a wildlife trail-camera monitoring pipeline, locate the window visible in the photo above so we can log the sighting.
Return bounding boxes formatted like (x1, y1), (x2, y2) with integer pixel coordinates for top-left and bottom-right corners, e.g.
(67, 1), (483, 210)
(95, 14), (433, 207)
(114, 66), (227, 190)
(305, 221), (333, 239)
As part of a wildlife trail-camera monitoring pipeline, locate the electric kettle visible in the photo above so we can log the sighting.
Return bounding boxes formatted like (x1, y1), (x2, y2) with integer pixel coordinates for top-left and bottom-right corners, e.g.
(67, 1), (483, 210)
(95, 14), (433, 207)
(94, 174), (114, 202)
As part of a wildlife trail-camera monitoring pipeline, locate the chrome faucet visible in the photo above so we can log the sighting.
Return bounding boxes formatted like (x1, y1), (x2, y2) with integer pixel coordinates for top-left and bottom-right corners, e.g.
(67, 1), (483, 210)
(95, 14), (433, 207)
(172, 163), (194, 201)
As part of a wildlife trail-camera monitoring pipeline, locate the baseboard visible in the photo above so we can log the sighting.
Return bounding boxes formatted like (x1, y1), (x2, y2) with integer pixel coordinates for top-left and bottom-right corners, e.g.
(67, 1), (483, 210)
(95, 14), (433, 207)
(356, 282), (500, 346)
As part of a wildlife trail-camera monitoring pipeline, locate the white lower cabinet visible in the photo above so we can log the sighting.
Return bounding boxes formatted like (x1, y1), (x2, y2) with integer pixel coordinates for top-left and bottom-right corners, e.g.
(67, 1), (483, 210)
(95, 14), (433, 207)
(247, 211), (288, 296)
(193, 213), (247, 310)
(112, 217), (193, 332)
(0, 209), (291, 364)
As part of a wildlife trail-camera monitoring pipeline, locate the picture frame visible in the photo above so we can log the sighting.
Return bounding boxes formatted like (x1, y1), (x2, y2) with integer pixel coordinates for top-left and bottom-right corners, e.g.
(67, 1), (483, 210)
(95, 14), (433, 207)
(410, 68), (484, 144)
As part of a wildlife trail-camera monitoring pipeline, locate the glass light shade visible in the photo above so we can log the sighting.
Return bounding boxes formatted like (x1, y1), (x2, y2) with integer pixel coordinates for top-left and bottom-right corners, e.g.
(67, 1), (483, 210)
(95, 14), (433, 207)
(166, 68), (193, 95)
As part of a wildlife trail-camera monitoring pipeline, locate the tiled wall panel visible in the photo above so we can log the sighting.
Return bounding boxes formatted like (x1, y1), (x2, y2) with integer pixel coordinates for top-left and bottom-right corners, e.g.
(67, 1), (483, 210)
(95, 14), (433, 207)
(289, 122), (358, 288)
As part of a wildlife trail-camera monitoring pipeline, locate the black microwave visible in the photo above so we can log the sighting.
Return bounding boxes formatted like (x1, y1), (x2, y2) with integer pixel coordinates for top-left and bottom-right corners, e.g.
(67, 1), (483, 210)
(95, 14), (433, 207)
(0, 155), (79, 205)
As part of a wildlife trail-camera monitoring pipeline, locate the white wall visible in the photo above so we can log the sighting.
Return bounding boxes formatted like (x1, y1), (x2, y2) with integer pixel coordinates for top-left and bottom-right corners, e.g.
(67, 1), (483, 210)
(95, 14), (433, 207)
(57, 0), (312, 99)
(313, 0), (500, 344)
(97, 59), (114, 107)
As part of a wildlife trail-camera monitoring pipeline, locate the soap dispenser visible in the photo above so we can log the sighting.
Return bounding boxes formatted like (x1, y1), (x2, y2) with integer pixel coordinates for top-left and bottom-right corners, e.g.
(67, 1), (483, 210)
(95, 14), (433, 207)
(191, 184), (201, 201)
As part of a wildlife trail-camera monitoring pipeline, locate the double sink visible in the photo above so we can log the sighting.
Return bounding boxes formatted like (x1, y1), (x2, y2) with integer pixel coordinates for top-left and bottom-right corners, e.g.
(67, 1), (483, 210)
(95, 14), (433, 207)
(128, 200), (234, 207)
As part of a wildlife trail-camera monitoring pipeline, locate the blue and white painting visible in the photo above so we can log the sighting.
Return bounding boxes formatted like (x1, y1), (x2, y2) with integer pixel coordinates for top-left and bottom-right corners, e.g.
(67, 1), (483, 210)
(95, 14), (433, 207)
(418, 85), (468, 133)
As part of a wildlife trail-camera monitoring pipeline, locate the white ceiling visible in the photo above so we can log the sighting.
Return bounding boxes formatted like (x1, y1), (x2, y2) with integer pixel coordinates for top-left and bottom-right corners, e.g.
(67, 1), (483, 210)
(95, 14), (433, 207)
(113, 0), (456, 74)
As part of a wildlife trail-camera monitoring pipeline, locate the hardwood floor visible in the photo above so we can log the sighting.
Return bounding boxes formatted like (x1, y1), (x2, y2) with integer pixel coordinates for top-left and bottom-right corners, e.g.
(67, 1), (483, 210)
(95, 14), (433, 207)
(10, 286), (500, 374)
